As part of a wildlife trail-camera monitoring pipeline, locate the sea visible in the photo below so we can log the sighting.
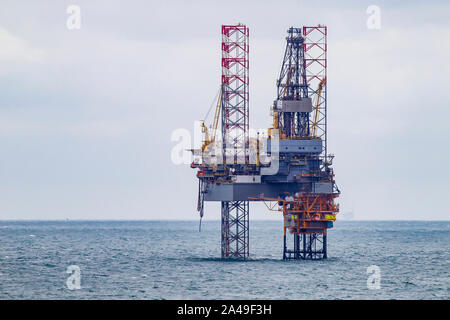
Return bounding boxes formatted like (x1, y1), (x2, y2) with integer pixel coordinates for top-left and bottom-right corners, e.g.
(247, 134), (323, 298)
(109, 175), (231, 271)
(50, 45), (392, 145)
(0, 220), (448, 300)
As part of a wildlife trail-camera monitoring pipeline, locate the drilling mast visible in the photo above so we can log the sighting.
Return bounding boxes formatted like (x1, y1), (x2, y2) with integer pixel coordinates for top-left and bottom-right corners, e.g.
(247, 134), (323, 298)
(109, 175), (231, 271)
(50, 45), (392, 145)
(276, 27), (310, 138)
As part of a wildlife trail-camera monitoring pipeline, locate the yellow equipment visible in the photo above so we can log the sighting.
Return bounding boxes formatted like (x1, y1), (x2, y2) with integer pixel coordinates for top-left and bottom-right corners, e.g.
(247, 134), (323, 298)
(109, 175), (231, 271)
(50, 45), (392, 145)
(201, 90), (222, 152)
(311, 77), (326, 137)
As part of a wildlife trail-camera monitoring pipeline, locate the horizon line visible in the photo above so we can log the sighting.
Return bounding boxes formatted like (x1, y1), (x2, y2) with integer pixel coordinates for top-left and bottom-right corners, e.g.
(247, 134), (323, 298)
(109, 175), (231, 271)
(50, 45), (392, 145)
(0, 219), (448, 222)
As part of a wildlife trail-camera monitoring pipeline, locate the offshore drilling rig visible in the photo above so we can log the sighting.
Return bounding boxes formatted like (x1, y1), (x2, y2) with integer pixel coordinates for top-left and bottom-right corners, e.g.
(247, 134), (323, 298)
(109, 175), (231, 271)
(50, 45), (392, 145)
(191, 24), (339, 260)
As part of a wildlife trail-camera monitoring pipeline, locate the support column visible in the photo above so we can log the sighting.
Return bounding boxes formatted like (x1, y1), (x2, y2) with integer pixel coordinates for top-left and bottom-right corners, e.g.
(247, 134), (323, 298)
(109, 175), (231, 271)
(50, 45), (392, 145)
(302, 233), (306, 259)
(294, 234), (300, 259)
(221, 201), (249, 259)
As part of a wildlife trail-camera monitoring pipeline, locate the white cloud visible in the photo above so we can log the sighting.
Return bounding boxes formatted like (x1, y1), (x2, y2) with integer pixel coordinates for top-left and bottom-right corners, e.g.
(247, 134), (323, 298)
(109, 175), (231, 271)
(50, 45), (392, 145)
(0, 26), (46, 63)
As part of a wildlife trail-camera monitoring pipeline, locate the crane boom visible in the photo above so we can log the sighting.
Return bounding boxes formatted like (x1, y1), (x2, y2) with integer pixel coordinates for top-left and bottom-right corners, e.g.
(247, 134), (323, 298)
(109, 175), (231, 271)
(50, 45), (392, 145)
(311, 77), (326, 137)
(201, 90), (222, 152)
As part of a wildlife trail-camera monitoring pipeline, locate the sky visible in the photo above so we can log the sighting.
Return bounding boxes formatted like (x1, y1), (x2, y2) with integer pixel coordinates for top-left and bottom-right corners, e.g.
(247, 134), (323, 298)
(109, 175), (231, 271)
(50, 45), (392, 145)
(0, 0), (449, 220)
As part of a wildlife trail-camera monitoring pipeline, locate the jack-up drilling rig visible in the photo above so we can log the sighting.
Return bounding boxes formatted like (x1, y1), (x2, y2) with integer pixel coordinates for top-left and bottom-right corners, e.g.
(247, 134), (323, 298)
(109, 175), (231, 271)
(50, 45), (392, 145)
(191, 24), (339, 260)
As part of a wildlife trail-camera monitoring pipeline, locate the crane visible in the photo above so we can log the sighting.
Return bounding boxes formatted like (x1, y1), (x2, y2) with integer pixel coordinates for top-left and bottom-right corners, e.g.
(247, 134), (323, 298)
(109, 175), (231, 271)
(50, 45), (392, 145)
(311, 77), (326, 137)
(200, 90), (222, 153)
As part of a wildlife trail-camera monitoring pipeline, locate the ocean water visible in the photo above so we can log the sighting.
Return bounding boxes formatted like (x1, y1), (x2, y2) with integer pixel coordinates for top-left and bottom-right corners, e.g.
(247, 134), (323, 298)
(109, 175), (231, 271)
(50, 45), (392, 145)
(0, 220), (448, 300)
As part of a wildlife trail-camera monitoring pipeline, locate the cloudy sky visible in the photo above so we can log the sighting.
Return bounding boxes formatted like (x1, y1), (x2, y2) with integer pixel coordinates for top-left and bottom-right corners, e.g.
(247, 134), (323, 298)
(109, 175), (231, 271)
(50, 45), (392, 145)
(0, 0), (449, 220)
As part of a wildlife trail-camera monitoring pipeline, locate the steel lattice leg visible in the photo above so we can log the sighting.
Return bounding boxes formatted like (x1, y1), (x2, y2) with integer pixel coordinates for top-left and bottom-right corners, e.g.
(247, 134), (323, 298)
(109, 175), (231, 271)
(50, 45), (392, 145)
(221, 201), (249, 259)
(284, 232), (327, 260)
